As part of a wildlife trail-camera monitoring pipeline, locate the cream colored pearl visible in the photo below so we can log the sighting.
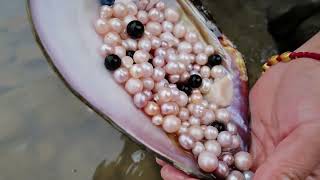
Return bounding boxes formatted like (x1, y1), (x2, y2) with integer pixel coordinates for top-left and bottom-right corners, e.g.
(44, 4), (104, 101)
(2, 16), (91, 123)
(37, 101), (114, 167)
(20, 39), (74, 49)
(162, 115), (181, 133)
(125, 78), (143, 95)
(104, 32), (121, 46)
(214, 161), (230, 178)
(158, 87), (173, 103)
(176, 92), (188, 107)
(164, 8), (180, 23)
(200, 66), (211, 78)
(211, 65), (227, 79)
(156, 1), (166, 11)
(130, 64), (143, 78)
(178, 53), (191, 65)
(234, 151), (253, 171)
(123, 15), (137, 26)
(133, 92), (148, 108)
(205, 45), (215, 55)
(108, 18), (123, 33)
(189, 116), (200, 126)
(151, 37), (161, 49)
(178, 108), (190, 121)
(204, 126), (219, 140)
(227, 171), (245, 180)
(204, 140), (221, 156)
(227, 122), (238, 135)
(114, 46), (126, 58)
(141, 62), (153, 78)
(165, 62), (179, 75)
(126, 2), (138, 15)
(100, 5), (113, 19)
(193, 42), (205, 54)
(152, 67), (166, 82)
(161, 102), (179, 115)
(137, 10), (149, 24)
(198, 151), (219, 173)
(133, 50), (149, 64)
(188, 125), (204, 141)
(231, 135), (241, 149)
(190, 93), (203, 104)
(162, 21), (174, 32)
(113, 3), (128, 18)
(168, 75), (180, 83)
(196, 53), (208, 65)
(201, 100), (209, 108)
(152, 115), (163, 126)
(180, 71), (190, 82)
(185, 31), (198, 43)
(178, 41), (193, 53)
(148, 8), (161, 22)
(209, 103), (219, 111)
(173, 23), (186, 39)
(201, 110), (215, 125)
(142, 78), (155, 91)
(217, 131), (233, 148)
(146, 21), (162, 36)
(138, 38), (152, 52)
(200, 78), (211, 94)
(125, 39), (138, 51)
(144, 102), (160, 116)
(121, 56), (133, 69)
(95, 18), (110, 35)
(192, 141), (205, 156)
(191, 104), (205, 118)
(178, 134), (196, 150)
(178, 125), (188, 134)
(216, 109), (231, 124)
(100, 44), (114, 57)
(154, 79), (169, 92)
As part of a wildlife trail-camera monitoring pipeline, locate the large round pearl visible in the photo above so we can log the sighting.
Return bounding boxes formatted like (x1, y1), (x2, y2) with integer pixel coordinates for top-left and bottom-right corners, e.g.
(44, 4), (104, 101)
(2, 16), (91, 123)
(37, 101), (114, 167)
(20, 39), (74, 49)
(216, 109), (231, 124)
(152, 67), (166, 82)
(222, 153), (234, 166)
(100, 5), (113, 19)
(130, 64), (143, 78)
(192, 142), (205, 156)
(188, 125), (204, 141)
(178, 41), (193, 53)
(211, 65), (227, 79)
(165, 62), (179, 75)
(152, 56), (164, 67)
(113, 3), (128, 18)
(137, 10), (149, 24)
(243, 171), (254, 180)
(227, 171), (245, 180)
(201, 110), (215, 125)
(144, 102), (160, 116)
(142, 78), (155, 91)
(204, 126), (218, 140)
(205, 45), (215, 55)
(178, 134), (196, 150)
(178, 108), (190, 121)
(125, 78), (143, 95)
(152, 115), (163, 126)
(162, 115), (181, 133)
(234, 151), (253, 171)
(217, 131), (233, 148)
(231, 135), (241, 149)
(164, 8), (180, 23)
(158, 87), (173, 103)
(193, 42), (205, 54)
(161, 102), (179, 115)
(198, 151), (219, 172)
(108, 18), (123, 33)
(185, 31), (198, 43)
(127, 2), (138, 15)
(162, 21), (174, 32)
(95, 19), (110, 35)
(114, 46), (126, 58)
(133, 92), (148, 108)
(173, 23), (186, 38)
(196, 53), (208, 65)
(100, 44), (114, 57)
(188, 116), (200, 126)
(146, 22), (162, 36)
(104, 32), (121, 46)
(214, 161), (230, 178)
(138, 38), (152, 52)
(113, 67), (129, 84)
(204, 140), (221, 156)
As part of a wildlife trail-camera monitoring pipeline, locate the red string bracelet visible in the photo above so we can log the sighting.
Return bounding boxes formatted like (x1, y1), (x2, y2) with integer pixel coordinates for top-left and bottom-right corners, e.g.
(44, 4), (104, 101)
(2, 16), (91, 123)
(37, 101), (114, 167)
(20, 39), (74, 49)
(262, 51), (320, 71)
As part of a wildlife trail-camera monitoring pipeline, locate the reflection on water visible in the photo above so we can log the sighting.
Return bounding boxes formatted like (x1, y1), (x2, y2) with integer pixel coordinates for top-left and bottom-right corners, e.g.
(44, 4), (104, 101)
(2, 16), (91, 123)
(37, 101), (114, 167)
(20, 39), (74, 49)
(0, 0), (276, 179)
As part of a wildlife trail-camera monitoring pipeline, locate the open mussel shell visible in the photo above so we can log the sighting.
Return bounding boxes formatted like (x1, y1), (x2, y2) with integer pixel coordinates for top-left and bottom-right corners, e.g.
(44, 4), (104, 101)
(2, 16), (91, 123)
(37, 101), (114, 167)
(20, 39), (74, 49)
(28, 0), (250, 179)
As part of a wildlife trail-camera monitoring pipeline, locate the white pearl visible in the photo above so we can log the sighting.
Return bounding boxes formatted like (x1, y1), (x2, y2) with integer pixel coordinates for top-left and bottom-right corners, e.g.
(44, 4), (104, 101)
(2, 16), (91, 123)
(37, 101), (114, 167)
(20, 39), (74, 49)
(188, 125), (204, 141)
(178, 134), (196, 150)
(146, 21), (162, 36)
(148, 8), (161, 22)
(95, 18), (110, 35)
(214, 161), (230, 178)
(192, 141), (205, 156)
(198, 151), (219, 172)
(162, 21), (174, 32)
(231, 135), (241, 149)
(161, 102), (179, 115)
(155, 48), (167, 57)
(114, 46), (126, 58)
(189, 116), (200, 126)
(113, 3), (128, 18)
(193, 42), (205, 54)
(200, 78), (211, 94)
(234, 151), (253, 171)
(151, 37), (161, 49)
(133, 50), (149, 64)
(191, 104), (205, 118)
(138, 38), (152, 52)
(104, 32), (121, 46)
(158, 87), (173, 103)
(152, 115), (163, 126)
(126, 2), (138, 15)
(216, 109), (231, 124)
(100, 6), (113, 19)
(108, 18), (123, 33)
(178, 41), (193, 53)
(211, 65), (227, 79)
(200, 66), (211, 78)
(168, 75), (180, 83)
(204, 126), (219, 140)
(121, 56), (133, 69)
(133, 92), (148, 108)
(204, 140), (221, 156)
(243, 171), (254, 180)
(99, 44), (114, 57)
(165, 62), (179, 75)
(227, 122), (238, 135)
(156, 1), (166, 11)
(227, 171), (245, 180)
(173, 23), (186, 39)
(164, 8), (180, 23)
(196, 53), (208, 65)
(125, 78), (143, 95)
(123, 15), (137, 26)
(217, 131), (233, 148)
(125, 39), (138, 51)
(201, 109), (215, 125)
(152, 67), (166, 82)
(176, 92), (188, 107)
(142, 78), (155, 91)
(185, 31), (198, 43)
(137, 0), (148, 10)
(160, 32), (176, 47)
(222, 153), (234, 166)
(113, 67), (129, 84)
(205, 45), (215, 55)
(178, 108), (190, 121)
(162, 115), (181, 133)
(130, 64), (144, 78)
(137, 10), (149, 24)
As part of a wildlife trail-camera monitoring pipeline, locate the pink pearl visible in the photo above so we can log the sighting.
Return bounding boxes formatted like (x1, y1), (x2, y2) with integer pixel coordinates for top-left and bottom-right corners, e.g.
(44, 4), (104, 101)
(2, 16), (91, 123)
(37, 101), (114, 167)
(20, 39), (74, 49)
(193, 42), (205, 54)
(152, 67), (166, 82)
(182, 121), (190, 127)
(152, 56), (165, 67)
(222, 153), (234, 166)
(211, 65), (227, 79)
(148, 8), (162, 22)
(120, 29), (129, 39)
(189, 116), (200, 126)
(144, 102), (160, 116)
(141, 62), (153, 78)
(193, 64), (201, 72)
(178, 41), (193, 53)
(196, 53), (208, 65)
(157, 12), (165, 23)
(185, 31), (198, 43)
(151, 37), (161, 49)
(204, 140), (221, 156)
(100, 5), (113, 19)
(166, 53), (178, 62)
(227, 171), (245, 180)
(133, 92), (148, 108)
(121, 56), (134, 69)
(165, 62), (179, 75)
(231, 135), (241, 149)
(162, 21), (174, 32)
(190, 93), (203, 104)
(130, 64), (143, 78)
(104, 32), (121, 46)
(158, 87), (173, 103)
(204, 126), (219, 140)
(180, 72), (190, 82)
(202, 110), (215, 125)
(200, 66), (211, 78)
(201, 100), (209, 108)
(192, 104), (205, 118)
(156, 1), (166, 11)
(179, 134), (196, 150)
(178, 107), (190, 121)
(99, 44), (114, 57)
(198, 151), (219, 172)
(123, 15), (137, 26)
(138, 38), (152, 52)
(108, 18), (123, 33)
(152, 115), (163, 125)
(214, 161), (230, 178)
(113, 67), (129, 84)
(209, 103), (218, 111)
(179, 126), (189, 134)
(137, 0), (148, 10)
(178, 53), (191, 65)
(192, 142), (205, 156)
(142, 77), (154, 91)
(95, 19), (110, 35)
(126, 2), (138, 15)
(114, 46), (126, 58)
(189, 54), (196, 63)
(216, 109), (230, 124)
(161, 102), (179, 115)
(146, 22), (162, 36)
(176, 92), (188, 107)
(173, 23), (186, 38)
(137, 10), (149, 24)
(217, 131), (233, 148)
(133, 50), (150, 64)
(164, 8), (180, 23)
(113, 3), (128, 18)
(125, 39), (138, 51)
(155, 48), (167, 57)
(188, 125), (204, 141)
(205, 45), (215, 55)
(125, 78), (143, 95)
(168, 75), (180, 83)
(143, 90), (153, 100)
(154, 80), (169, 93)
(160, 32), (176, 47)
(177, 62), (186, 74)
(162, 115), (181, 133)
(200, 78), (211, 94)
(227, 122), (238, 135)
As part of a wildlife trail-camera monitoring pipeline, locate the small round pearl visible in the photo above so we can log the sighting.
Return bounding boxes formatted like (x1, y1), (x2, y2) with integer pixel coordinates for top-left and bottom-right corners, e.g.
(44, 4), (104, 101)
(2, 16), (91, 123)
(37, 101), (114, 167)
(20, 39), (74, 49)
(193, 42), (205, 54)
(196, 53), (208, 65)
(143, 90), (153, 100)
(211, 65), (227, 79)
(209, 103), (219, 111)
(217, 131), (233, 148)
(133, 92), (148, 108)
(178, 125), (188, 134)
(205, 45), (215, 55)
(185, 31), (198, 43)
(200, 66), (211, 78)
(162, 115), (181, 133)
(164, 8), (180, 23)
(178, 53), (191, 65)
(200, 78), (211, 94)
(120, 29), (129, 39)
(137, 10), (149, 24)
(151, 37), (161, 49)
(188, 125), (204, 141)
(222, 153), (235, 166)
(121, 56), (134, 69)
(182, 121), (190, 127)
(190, 93), (203, 104)
(130, 64), (144, 78)
(100, 44), (114, 57)
(198, 151), (219, 172)
(104, 32), (121, 46)
(201, 100), (209, 108)
(193, 64), (201, 72)
(227, 171), (245, 180)
(178, 107), (190, 121)
(202, 110), (215, 125)
(180, 72), (190, 82)
(113, 67), (129, 84)
(191, 104), (205, 118)
(125, 39), (138, 51)
(133, 50), (149, 64)
(178, 134), (196, 150)
(144, 102), (160, 116)
(100, 5), (113, 19)
(137, 0), (148, 10)
(231, 135), (241, 149)
(165, 62), (179, 75)
(160, 32), (176, 47)
(161, 102), (179, 115)
(123, 15), (137, 26)
(204, 126), (219, 140)
(152, 56), (165, 67)
(95, 19), (110, 35)
(126, 2), (138, 15)
(243, 171), (254, 180)
(125, 78), (143, 95)
(162, 21), (174, 32)
(189, 116), (200, 126)
(234, 151), (253, 171)
(173, 23), (186, 39)
(168, 75), (180, 83)
(142, 77), (155, 91)
(152, 67), (166, 82)
(154, 79), (169, 92)
(155, 48), (167, 57)
(192, 142), (205, 156)
(114, 46), (126, 58)
(176, 92), (188, 107)
(204, 140), (221, 156)
(178, 41), (193, 53)
(156, 1), (166, 11)
(216, 109), (231, 124)
(152, 115), (163, 126)
(113, 3), (128, 18)
(108, 18), (123, 33)
(146, 21), (162, 36)
(148, 8), (161, 22)
(141, 62), (153, 78)
(227, 122), (238, 135)
(214, 161), (230, 178)
(158, 87), (173, 103)
(166, 53), (178, 62)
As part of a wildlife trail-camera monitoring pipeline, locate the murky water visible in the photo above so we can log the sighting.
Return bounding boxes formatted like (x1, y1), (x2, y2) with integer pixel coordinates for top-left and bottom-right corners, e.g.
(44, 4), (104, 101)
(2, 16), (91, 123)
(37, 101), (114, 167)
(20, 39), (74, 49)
(0, 0), (276, 179)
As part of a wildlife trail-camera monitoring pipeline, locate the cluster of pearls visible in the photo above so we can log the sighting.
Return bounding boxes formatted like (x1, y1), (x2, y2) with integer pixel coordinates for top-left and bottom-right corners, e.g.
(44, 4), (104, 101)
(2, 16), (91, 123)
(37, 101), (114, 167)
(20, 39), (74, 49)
(95, 0), (253, 179)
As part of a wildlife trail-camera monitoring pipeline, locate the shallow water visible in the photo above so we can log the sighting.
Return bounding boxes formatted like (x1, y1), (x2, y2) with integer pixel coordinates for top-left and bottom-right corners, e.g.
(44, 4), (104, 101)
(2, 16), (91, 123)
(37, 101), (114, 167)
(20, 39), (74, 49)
(0, 0), (276, 179)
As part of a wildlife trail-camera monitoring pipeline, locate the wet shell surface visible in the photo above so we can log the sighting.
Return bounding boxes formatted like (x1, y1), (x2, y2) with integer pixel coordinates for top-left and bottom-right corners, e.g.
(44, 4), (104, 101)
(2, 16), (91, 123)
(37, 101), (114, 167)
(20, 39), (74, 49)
(28, 0), (250, 179)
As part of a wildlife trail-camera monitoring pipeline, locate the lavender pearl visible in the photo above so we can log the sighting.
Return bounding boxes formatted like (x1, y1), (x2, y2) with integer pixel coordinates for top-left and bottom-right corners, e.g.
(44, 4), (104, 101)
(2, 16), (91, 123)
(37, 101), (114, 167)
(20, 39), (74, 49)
(178, 134), (196, 150)
(227, 171), (245, 180)
(214, 161), (230, 178)
(222, 153), (234, 166)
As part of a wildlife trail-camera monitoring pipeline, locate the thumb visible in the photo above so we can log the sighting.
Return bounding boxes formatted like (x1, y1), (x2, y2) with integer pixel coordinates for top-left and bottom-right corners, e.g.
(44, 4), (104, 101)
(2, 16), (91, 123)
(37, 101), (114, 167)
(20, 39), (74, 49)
(254, 122), (320, 180)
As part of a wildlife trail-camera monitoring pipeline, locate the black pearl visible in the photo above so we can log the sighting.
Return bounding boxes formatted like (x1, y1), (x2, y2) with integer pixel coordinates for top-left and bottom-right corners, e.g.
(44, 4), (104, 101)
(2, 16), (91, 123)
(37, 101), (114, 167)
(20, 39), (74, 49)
(100, 0), (115, 6)
(188, 74), (202, 88)
(126, 50), (135, 58)
(207, 54), (223, 68)
(211, 122), (225, 132)
(104, 54), (121, 71)
(127, 20), (145, 39)
(177, 83), (193, 96)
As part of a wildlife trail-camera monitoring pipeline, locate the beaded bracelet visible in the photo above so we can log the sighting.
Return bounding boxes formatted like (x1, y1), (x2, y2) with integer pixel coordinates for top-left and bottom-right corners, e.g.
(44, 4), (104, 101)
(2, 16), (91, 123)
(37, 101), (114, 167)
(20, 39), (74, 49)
(262, 51), (320, 71)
